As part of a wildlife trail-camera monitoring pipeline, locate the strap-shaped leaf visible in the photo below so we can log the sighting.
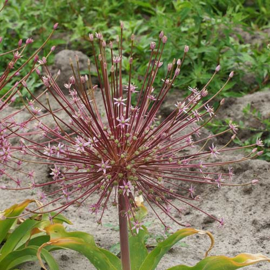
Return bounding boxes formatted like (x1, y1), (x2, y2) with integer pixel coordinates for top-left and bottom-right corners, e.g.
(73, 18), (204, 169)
(45, 223), (96, 246)
(167, 253), (270, 270)
(139, 228), (213, 270)
(0, 245), (59, 270)
(0, 200), (35, 244)
(37, 237), (120, 270)
(40, 223), (121, 270)
(99, 248), (122, 270)
(129, 227), (148, 270)
(0, 219), (38, 260)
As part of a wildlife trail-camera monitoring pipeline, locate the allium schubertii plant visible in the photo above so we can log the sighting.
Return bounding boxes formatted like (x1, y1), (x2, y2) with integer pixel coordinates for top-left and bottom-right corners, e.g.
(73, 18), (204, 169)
(1, 21), (270, 269)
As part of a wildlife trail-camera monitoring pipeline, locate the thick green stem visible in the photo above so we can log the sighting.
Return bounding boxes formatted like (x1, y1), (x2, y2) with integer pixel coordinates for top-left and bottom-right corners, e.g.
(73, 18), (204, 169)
(118, 193), (131, 270)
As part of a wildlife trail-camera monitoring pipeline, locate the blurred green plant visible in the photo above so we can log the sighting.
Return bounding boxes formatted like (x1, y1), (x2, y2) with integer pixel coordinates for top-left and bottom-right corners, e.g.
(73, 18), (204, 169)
(1, 0), (269, 99)
(235, 103), (270, 161)
(205, 102), (269, 161)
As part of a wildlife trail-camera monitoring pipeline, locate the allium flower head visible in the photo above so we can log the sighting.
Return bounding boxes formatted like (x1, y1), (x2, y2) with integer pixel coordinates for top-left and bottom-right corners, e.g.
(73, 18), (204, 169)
(1, 25), (262, 229)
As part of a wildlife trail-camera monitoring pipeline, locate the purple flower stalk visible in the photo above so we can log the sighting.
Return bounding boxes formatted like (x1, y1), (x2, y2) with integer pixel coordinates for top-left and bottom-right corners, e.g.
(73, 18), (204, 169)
(2, 25), (262, 226)
(1, 24), (263, 270)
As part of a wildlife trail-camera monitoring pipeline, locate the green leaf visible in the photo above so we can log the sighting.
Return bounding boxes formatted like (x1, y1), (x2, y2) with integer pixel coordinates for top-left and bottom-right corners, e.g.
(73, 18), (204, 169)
(167, 253), (270, 270)
(23, 235), (50, 248)
(0, 219), (38, 260)
(43, 223), (121, 270)
(45, 223), (95, 246)
(99, 248), (122, 270)
(0, 200), (36, 244)
(139, 228), (207, 270)
(0, 246), (59, 270)
(40, 237), (119, 270)
(129, 228), (148, 270)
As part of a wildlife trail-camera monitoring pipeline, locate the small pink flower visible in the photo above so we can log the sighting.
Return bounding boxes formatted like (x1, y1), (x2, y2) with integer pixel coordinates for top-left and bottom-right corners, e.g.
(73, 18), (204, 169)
(120, 181), (132, 196)
(132, 221), (143, 234)
(96, 160), (111, 174)
(117, 116), (130, 128)
(256, 138), (264, 147)
(205, 104), (214, 117)
(229, 121), (238, 134)
(188, 185), (195, 198)
(215, 174), (224, 188)
(209, 144), (220, 158)
(114, 97), (127, 107)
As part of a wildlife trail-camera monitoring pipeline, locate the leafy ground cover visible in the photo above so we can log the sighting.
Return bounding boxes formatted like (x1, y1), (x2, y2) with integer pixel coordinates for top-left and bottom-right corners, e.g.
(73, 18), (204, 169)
(0, 0), (269, 160)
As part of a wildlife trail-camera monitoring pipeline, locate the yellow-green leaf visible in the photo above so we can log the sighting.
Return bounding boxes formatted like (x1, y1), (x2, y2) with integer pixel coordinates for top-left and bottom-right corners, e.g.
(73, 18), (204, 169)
(167, 253), (270, 269)
(37, 237), (120, 270)
(139, 228), (213, 270)
(0, 200), (36, 244)
(0, 245), (59, 270)
(45, 223), (95, 246)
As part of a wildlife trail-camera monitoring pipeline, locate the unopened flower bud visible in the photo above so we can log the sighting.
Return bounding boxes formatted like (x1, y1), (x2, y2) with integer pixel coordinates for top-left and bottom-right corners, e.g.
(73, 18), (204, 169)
(110, 65), (115, 73)
(34, 55), (39, 63)
(129, 57), (133, 64)
(231, 134), (236, 140)
(26, 38), (33, 44)
(162, 36), (167, 44)
(22, 81), (27, 87)
(159, 31), (164, 38)
(220, 98), (225, 105)
(0, 37), (2, 43)
(201, 88), (208, 97)
(184, 45), (189, 53)
(69, 76), (75, 84)
(18, 39), (22, 47)
(10, 95), (16, 102)
(177, 59), (181, 66)
(8, 61), (14, 69)
(53, 23), (59, 30)
(109, 41), (113, 48)
(95, 32), (102, 39)
(89, 34), (94, 41)
(35, 68), (40, 75)
(131, 34), (135, 41)
(167, 63), (172, 71)
(215, 65), (221, 72)
(257, 150), (264, 156)
(229, 71), (234, 78)
(13, 51), (20, 59)
(252, 179), (259, 185)
(102, 40), (106, 47)
(120, 21), (124, 29)
(252, 148), (258, 153)
(150, 42), (156, 50)
(174, 68), (180, 76)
